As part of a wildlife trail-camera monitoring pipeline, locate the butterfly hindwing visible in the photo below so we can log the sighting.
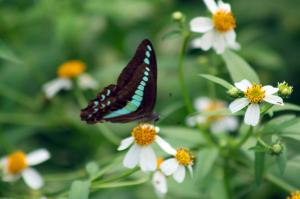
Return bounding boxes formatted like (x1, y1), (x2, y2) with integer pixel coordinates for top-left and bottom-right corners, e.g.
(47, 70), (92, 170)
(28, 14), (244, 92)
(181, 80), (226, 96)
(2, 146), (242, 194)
(80, 39), (158, 124)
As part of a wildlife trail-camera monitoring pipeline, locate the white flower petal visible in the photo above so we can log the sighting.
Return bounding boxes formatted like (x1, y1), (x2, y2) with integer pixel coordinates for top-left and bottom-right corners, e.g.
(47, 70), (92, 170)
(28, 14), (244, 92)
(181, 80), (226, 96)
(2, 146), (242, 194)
(217, 0), (231, 12)
(263, 86), (279, 95)
(173, 165), (186, 183)
(77, 73), (98, 90)
(117, 137), (134, 151)
(186, 116), (197, 127)
(234, 79), (252, 92)
(211, 116), (238, 133)
(204, 0), (218, 13)
(2, 173), (20, 182)
(264, 95), (284, 106)
(155, 126), (160, 133)
(0, 157), (7, 166)
(42, 78), (72, 99)
(123, 144), (141, 169)
(139, 146), (156, 171)
(191, 30), (214, 51)
(194, 97), (211, 111)
(152, 171), (168, 196)
(188, 165), (194, 177)
(26, 149), (50, 166)
(190, 17), (213, 33)
(155, 136), (177, 155)
(229, 98), (249, 113)
(22, 168), (44, 189)
(213, 33), (226, 54)
(244, 104), (260, 126)
(224, 30), (240, 50)
(160, 158), (179, 176)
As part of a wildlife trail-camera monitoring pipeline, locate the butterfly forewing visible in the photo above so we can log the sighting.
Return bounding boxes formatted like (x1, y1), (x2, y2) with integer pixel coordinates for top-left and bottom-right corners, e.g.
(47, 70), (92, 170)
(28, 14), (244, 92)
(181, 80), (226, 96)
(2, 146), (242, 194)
(80, 39), (157, 124)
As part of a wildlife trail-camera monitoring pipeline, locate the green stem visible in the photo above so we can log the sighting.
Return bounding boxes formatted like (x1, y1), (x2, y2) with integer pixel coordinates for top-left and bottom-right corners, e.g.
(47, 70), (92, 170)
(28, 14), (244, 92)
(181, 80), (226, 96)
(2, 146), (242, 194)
(233, 126), (253, 149)
(178, 31), (193, 113)
(257, 137), (271, 150)
(223, 158), (231, 199)
(177, 31), (217, 146)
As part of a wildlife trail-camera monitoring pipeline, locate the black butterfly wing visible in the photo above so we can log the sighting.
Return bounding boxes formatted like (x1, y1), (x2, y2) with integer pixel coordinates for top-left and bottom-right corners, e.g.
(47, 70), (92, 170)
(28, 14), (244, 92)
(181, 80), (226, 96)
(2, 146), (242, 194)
(80, 39), (157, 124)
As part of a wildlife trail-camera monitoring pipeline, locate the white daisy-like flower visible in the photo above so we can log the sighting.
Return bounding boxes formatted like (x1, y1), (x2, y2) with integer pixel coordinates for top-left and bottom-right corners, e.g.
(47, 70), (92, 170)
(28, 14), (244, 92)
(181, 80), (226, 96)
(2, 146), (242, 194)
(160, 148), (193, 183)
(43, 60), (98, 99)
(152, 158), (168, 198)
(190, 0), (240, 54)
(229, 79), (284, 126)
(0, 149), (50, 189)
(186, 97), (238, 133)
(118, 124), (175, 172)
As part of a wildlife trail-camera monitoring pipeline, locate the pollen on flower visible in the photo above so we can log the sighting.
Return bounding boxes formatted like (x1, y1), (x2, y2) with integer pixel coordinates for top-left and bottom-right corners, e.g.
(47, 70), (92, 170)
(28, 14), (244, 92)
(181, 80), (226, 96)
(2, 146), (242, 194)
(287, 191), (300, 199)
(244, 84), (265, 104)
(213, 10), (236, 32)
(131, 124), (157, 146)
(7, 151), (28, 174)
(57, 60), (86, 78)
(175, 148), (193, 166)
(156, 157), (164, 169)
(205, 101), (225, 122)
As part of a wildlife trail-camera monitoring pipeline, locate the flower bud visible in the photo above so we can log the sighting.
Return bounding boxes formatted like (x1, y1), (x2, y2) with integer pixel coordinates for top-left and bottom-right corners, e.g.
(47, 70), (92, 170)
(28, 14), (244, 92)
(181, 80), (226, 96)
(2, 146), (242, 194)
(270, 143), (284, 155)
(278, 81), (293, 98)
(227, 86), (242, 98)
(172, 11), (184, 22)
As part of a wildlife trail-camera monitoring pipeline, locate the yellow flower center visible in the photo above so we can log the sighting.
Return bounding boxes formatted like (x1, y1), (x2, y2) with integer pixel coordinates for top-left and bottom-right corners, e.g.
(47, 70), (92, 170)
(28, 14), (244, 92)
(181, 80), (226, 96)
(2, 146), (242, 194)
(131, 124), (157, 146)
(156, 157), (164, 169)
(213, 10), (236, 32)
(57, 60), (86, 78)
(204, 101), (225, 122)
(175, 148), (193, 166)
(287, 191), (300, 199)
(244, 84), (265, 104)
(7, 151), (28, 174)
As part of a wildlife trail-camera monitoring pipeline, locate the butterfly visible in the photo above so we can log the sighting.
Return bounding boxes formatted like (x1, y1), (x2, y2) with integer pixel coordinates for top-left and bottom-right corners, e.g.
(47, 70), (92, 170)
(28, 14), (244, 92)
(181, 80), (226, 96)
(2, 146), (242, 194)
(80, 39), (159, 124)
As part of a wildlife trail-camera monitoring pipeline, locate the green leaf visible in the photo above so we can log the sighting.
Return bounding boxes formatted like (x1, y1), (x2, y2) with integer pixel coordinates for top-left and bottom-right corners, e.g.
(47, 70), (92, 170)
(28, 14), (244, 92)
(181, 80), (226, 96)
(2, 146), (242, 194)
(222, 50), (260, 83)
(0, 40), (21, 64)
(86, 162), (100, 178)
(255, 142), (265, 186)
(195, 147), (219, 180)
(260, 115), (297, 134)
(92, 177), (148, 189)
(199, 74), (233, 89)
(69, 180), (90, 199)
(267, 103), (300, 114)
(277, 148), (287, 175)
(160, 126), (206, 146)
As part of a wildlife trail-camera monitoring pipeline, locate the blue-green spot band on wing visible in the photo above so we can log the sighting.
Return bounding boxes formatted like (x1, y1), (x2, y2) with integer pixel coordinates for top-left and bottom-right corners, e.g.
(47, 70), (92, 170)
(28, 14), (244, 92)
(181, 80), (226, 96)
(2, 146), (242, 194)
(138, 85), (144, 91)
(146, 51), (151, 58)
(144, 58), (150, 65)
(102, 43), (154, 120)
(147, 45), (152, 51)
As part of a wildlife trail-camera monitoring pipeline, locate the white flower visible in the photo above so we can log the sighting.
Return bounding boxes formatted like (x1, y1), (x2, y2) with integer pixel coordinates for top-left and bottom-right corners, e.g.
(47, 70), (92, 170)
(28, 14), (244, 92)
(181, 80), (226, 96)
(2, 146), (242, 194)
(190, 0), (240, 54)
(152, 171), (167, 198)
(186, 97), (238, 133)
(42, 60), (98, 99)
(160, 148), (193, 183)
(152, 158), (168, 198)
(229, 79), (284, 126)
(118, 124), (175, 172)
(43, 78), (72, 98)
(0, 149), (50, 189)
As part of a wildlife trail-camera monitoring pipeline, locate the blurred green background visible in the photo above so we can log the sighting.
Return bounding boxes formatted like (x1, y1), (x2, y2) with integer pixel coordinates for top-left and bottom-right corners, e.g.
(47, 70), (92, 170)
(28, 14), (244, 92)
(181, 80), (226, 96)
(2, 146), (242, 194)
(0, 0), (299, 198)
